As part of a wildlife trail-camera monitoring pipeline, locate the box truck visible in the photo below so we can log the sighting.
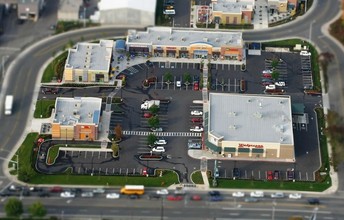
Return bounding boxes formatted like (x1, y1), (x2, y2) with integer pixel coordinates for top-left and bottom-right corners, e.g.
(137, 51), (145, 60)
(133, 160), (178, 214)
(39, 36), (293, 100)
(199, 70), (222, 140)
(4, 95), (13, 115)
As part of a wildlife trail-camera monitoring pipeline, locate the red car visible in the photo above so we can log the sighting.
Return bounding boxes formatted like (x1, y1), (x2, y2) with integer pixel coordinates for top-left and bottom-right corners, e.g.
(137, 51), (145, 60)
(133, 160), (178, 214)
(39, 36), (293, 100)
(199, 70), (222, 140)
(190, 195), (202, 201)
(267, 171), (273, 181)
(143, 113), (153, 118)
(191, 118), (203, 123)
(193, 82), (199, 91)
(262, 74), (272, 78)
(49, 186), (63, 193)
(167, 195), (183, 201)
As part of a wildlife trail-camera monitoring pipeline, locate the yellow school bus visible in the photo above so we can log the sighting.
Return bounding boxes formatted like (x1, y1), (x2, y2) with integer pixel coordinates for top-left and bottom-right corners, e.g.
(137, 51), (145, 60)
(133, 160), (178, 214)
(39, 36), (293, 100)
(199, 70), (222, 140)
(120, 185), (145, 195)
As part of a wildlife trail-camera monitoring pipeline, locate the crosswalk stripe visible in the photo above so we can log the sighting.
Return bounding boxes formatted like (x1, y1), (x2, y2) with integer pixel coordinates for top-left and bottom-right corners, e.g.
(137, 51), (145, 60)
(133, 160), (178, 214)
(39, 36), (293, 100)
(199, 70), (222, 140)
(122, 131), (202, 137)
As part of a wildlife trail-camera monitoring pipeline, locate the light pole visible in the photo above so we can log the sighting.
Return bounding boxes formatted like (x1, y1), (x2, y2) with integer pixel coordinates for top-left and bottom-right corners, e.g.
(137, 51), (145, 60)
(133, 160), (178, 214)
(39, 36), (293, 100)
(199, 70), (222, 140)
(65, 128), (68, 147)
(83, 7), (86, 28)
(272, 200), (277, 220)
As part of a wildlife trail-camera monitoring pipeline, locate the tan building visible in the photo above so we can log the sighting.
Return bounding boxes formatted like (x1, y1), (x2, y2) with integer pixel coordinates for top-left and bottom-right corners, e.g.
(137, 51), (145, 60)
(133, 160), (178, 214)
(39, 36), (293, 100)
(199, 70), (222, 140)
(126, 27), (244, 62)
(206, 93), (295, 162)
(268, 0), (298, 13)
(211, 0), (254, 25)
(51, 97), (102, 141)
(63, 40), (113, 83)
(17, 0), (44, 21)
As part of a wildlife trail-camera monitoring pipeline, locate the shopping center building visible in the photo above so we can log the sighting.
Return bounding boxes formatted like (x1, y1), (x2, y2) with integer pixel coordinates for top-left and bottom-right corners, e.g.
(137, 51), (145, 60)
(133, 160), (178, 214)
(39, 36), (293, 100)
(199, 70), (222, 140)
(205, 93), (295, 162)
(51, 97), (102, 141)
(126, 27), (244, 63)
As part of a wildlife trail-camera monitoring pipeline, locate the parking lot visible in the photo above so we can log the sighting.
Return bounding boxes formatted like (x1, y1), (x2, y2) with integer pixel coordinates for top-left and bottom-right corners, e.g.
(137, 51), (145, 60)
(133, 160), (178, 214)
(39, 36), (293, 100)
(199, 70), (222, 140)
(38, 51), (322, 182)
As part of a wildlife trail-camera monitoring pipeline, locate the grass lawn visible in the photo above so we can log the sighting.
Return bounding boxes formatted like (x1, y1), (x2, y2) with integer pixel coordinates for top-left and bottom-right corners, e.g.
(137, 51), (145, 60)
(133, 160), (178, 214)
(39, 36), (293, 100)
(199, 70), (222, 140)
(212, 175), (331, 192)
(191, 171), (204, 184)
(33, 99), (56, 118)
(41, 51), (68, 83)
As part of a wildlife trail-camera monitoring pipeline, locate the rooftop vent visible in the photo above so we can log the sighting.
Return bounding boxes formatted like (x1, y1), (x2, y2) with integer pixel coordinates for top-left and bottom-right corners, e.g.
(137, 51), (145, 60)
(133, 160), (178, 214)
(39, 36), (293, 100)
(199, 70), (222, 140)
(280, 137), (284, 142)
(229, 125), (237, 130)
(157, 36), (161, 40)
(136, 35), (140, 39)
(169, 37), (173, 41)
(254, 112), (262, 119)
(88, 112), (93, 118)
(215, 38), (220, 42)
(181, 37), (186, 41)
(203, 37), (208, 42)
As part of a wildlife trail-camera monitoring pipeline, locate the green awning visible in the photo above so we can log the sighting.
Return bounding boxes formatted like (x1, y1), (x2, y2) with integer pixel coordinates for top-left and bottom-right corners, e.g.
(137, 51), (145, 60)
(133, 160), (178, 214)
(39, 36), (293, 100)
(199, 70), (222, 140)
(224, 147), (236, 152)
(205, 140), (221, 153)
(238, 148), (250, 153)
(252, 148), (264, 153)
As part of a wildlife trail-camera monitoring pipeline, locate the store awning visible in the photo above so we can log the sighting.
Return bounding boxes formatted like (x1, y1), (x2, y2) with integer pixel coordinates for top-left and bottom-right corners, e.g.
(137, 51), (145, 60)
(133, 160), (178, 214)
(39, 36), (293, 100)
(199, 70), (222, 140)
(224, 147), (236, 153)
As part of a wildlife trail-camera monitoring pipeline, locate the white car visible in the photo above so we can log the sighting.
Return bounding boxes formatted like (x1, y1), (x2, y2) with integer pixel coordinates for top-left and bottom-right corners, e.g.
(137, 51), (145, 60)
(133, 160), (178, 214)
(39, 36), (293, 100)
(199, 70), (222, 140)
(106, 193), (120, 199)
(275, 81), (286, 87)
(154, 139), (167, 145)
(232, 192), (245, 198)
(152, 146), (165, 153)
(176, 81), (181, 87)
(92, 188), (105, 194)
(60, 191), (76, 198)
(191, 110), (203, 116)
(262, 69), (272, 74)
(289, 193), (302, 199)
(300, 51), (311, 56)
(265, 84), (276, 90)
(81, 192), (94, 198)
(190, 126), (204, 132)
(156, 189), (169, 195)
(271, 192), (284, 198)
(151, 127), (163, 132)
(250, 191), (264, 198)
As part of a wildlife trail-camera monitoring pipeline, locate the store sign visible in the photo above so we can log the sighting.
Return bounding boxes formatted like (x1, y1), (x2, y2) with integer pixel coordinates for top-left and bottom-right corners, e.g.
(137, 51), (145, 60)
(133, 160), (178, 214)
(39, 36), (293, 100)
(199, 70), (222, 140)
(166, 47), (176, 50)
(238, 143), (264, 148)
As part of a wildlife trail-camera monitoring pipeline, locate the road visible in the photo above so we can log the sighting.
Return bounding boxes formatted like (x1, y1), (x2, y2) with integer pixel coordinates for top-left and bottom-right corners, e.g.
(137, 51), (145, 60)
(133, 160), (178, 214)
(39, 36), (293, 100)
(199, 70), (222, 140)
(0, 0), (343, 218)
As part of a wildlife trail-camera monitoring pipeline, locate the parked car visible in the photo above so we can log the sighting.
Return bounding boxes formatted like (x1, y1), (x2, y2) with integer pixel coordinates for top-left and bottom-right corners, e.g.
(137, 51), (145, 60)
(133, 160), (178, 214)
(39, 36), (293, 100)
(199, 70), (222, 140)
(267, 170), (273, 181)
(262, 82), (274, 86)
(190, 126), (203, 132)
(151, 146), (165, 153)
(191, 118), (203, 123)
(262, 69), (272, 74)
(193, 82), (199, 91)
(266, 85), (276, 90)
(307, 198), (320, 205)
(38, 191), (50, 197)
(129, 194), (140, 199)
(289, 193), (302, 199)
(300, 51), (311, 56)
(232, 192), (245, 198)
(233, 168), (240, 178)
(208, 191), (221, 197)
(106, 193), (120, 199)
(154, 139), (167, 145)
(209, 195), (223, 201)
(151, 127), (163, 132)
(29, 187), (43, 192)
(250, 191), (264, 198)
(262, 73), (272, 78)
(287, 168), (295, 180)
(275, 81), (286, 87)
(143, 113), (153, 118)
(156, 189), (169, 195)
(60, 191), (76, 198)
(42, 87), (59, 94)
(81, 192), (94, 198)
(166, 195), (183, 201)
(271, 192), (284, 198)
(191, 110), (203, 116)
(273, 170), (280, 180)
(148, 194), (161, 200)
(176, 81), (181, 87)
(8, 185), (21, 192)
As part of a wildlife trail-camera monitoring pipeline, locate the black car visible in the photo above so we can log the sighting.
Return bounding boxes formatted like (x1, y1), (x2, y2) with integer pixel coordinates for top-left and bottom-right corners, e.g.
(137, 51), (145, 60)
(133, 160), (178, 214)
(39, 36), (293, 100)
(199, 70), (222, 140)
(308, 198), (320, 205)
(287, 168), (295, 180)
(38, 191), (50, 197)
(208, 191), (221, 197)
(148, 194), (160, 200)
(41, 87), (59, 94)
(233, 168), (240, 178)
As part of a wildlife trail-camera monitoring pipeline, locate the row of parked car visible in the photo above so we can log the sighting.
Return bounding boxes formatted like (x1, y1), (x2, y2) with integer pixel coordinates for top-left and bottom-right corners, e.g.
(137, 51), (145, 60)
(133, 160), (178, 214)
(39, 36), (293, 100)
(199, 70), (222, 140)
(190, 110), (203, 132)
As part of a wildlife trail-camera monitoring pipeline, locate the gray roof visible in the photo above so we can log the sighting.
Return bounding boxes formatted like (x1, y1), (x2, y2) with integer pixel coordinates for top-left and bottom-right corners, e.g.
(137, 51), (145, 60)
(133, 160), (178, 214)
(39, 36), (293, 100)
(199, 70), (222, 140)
(212, 0), (254, 13)
(209, 93), (293, 144)
(127, 27), (243, 48)
(53, 97), (102, 126)
(65, 40), (113, 71)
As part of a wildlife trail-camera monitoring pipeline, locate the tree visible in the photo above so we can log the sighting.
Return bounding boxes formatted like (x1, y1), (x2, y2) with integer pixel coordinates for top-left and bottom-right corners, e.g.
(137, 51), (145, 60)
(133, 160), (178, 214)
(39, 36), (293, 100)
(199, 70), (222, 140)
(164, 71), (173, 88)
(149, 104), (159, 115)
(318, 52), (334, 92)
(271, 57), (280, 69)
(147, 134), (157, 145)
(29, 202), (47, 218)
(271, 70), (280, 81)
(111, 142), (119, 157)
(183, 72), (192, 90)
(5, 198), (23, 218)
(114, 124), (123, 141)
(148, 116), (160, 128)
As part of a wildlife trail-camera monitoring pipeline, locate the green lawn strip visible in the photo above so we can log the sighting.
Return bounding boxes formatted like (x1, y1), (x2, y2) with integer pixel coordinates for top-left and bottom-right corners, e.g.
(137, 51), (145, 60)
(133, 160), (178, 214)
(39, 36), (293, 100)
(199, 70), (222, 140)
(315, 108), (330, 171)
(33, 100), (56, 118)
(28, 170), (178, 187)
(191, 171), (204, 184)
(41, 51), (68, 83)
(211, 176), (331, 192)
(261, 39), (304, 50)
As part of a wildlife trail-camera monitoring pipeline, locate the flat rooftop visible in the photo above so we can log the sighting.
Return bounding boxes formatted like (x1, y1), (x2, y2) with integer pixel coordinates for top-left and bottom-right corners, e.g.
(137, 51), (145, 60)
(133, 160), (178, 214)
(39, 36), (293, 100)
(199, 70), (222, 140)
(209, 93), (294, 144)
(65, 40), (113, 71)
(127, 27), (243, 48)
(212, 0), (254, 13)
(53, 97), (102, 126)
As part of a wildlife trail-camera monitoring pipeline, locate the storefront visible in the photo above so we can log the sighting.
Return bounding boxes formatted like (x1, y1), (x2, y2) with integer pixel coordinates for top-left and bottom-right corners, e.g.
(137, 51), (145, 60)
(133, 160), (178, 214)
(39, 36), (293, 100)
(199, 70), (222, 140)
(128, 45), (150, 56)
(166, 47), (177, 57)
(193, 50), (208, 59)
(153, 47), (164, 57)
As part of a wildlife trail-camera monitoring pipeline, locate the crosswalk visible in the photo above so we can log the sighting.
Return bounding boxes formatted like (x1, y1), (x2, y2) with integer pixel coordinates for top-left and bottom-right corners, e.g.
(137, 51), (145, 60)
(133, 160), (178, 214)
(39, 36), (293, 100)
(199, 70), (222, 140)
(122, 131), (202, 137)
(127, 67), (138, 73)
